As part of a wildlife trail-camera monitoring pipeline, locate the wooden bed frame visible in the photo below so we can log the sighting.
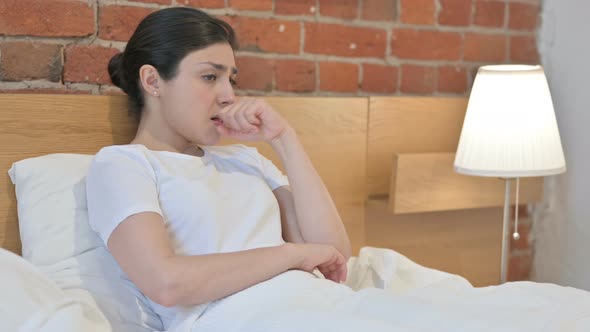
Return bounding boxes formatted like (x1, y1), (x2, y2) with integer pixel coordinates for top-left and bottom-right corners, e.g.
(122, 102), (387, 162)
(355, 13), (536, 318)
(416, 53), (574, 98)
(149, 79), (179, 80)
(0, 94), (543, 286)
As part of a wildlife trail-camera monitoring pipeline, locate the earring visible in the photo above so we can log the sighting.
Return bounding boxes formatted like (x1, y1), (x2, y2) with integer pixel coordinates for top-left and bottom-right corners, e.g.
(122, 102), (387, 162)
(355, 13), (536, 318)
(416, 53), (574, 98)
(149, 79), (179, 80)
(153, 91), (158, 96)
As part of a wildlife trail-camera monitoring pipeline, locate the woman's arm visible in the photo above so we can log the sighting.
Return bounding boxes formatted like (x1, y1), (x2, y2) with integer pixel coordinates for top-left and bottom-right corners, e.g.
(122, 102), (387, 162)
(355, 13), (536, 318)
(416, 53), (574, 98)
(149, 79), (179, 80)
(270, 128), (352, 260)
(215, 98), (352, 259)
(108, 212), (347, 308)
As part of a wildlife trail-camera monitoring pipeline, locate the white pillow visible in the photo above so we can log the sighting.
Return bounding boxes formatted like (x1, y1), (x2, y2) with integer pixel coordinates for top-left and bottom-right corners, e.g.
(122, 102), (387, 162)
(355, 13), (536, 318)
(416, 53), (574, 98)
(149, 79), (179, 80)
(0, 247), (111, 332)
(8, 154), (163, 332)
(9, 154), (99, 265)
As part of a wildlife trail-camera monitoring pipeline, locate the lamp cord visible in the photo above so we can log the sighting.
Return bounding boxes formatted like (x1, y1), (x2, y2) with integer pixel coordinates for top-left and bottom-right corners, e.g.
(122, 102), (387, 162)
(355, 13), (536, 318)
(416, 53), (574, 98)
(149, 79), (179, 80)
(513, 178), (521, 241)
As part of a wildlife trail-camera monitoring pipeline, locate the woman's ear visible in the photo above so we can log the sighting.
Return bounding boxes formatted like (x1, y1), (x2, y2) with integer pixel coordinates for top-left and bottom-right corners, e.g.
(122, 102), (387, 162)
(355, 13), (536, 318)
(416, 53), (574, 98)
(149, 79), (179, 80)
(139, 64), (161, 96)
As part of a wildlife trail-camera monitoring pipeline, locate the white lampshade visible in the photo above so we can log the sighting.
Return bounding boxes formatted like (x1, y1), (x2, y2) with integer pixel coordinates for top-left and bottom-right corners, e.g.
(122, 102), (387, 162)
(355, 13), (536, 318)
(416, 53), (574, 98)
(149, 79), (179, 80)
(454, 65), (566, 177)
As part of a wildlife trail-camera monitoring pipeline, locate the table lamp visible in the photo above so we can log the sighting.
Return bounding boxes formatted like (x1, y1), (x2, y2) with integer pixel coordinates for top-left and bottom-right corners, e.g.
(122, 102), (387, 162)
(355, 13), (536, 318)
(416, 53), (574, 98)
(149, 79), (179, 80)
(454, 64), (566, 284)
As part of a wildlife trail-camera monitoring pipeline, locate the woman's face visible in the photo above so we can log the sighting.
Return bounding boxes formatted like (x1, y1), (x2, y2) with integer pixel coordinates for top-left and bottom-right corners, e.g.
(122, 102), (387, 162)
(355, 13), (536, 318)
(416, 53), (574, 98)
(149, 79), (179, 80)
(158, 42), (237, 146)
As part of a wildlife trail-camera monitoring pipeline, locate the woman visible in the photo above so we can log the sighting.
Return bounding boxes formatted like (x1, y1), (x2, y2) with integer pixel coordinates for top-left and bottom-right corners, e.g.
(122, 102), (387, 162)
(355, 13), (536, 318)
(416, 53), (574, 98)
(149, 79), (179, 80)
(86, 7), (351, 328)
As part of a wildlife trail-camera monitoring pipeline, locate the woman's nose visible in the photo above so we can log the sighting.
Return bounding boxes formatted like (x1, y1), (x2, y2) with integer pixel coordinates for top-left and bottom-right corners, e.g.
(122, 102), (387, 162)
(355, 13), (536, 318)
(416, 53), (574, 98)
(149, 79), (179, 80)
(218, 81), (235, 106)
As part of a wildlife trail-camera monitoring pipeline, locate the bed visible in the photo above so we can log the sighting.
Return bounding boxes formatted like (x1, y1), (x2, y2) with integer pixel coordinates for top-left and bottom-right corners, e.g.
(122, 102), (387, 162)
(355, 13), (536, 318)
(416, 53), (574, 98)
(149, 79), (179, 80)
(1, 94), (589, 331)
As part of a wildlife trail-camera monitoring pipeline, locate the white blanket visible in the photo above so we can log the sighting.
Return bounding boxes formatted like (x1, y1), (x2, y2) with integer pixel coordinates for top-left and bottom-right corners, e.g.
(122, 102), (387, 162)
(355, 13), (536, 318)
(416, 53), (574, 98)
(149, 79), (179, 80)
(0, 248), (111, 332)
(168, 247), (590, 332)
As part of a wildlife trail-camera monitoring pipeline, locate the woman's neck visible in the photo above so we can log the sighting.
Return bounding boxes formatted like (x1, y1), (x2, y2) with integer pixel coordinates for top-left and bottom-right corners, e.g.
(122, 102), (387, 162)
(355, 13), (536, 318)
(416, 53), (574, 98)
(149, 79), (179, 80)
(131, 110), (203, 157)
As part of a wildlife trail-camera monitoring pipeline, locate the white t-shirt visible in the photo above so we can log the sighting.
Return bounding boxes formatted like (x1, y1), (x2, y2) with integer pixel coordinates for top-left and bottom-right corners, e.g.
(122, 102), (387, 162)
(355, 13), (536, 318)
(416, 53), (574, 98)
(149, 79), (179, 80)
(86, 144), (290, 327)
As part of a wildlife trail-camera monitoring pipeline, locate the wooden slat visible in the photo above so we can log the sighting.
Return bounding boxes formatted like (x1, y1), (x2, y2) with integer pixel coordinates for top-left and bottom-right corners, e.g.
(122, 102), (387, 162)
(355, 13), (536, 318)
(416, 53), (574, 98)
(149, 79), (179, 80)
(368, 96), (468, 196)
(388, 153), (544, 214)
(1, 95), (368, 255)
(365, 199), (504, 286)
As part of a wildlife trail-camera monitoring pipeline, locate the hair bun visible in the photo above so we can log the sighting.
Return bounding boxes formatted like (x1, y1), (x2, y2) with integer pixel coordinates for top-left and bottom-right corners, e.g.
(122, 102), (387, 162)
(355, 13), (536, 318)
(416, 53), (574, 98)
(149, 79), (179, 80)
(108, 52), (128, 93)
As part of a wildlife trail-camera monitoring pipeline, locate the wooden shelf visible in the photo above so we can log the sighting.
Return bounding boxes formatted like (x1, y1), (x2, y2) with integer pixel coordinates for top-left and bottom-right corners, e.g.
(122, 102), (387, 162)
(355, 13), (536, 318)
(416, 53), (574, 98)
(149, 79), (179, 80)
(387, 152), (544, 214)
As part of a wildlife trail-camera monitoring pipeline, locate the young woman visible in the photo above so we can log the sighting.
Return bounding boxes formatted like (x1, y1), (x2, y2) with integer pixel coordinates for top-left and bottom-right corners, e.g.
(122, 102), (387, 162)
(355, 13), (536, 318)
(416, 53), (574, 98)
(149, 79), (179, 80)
(86, 7), (351, 328)
(86, 7), (590, 332)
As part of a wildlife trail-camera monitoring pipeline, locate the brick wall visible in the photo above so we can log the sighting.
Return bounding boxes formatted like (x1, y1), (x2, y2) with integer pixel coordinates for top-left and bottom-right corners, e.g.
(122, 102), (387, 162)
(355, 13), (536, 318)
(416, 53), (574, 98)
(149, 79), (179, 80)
(0, 0), (539, 281)
(0, 0), (540, 96)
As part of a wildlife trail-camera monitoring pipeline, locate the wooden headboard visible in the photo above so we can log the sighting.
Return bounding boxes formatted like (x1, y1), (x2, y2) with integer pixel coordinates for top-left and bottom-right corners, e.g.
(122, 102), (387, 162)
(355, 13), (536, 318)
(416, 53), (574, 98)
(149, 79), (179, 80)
(0, 94), (367, 255)
(1, 94), (543, 286)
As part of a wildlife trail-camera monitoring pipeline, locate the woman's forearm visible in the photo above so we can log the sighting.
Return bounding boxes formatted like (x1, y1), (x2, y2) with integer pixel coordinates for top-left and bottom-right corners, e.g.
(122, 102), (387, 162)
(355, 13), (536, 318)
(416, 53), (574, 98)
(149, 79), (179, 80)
(160, 244), (298, 307)
(270, 127), (352, 259)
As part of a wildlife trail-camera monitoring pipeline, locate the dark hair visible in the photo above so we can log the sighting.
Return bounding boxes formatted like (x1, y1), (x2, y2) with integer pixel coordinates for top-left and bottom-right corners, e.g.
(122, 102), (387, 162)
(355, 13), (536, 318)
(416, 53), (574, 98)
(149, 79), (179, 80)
(108, 7), (238, 114)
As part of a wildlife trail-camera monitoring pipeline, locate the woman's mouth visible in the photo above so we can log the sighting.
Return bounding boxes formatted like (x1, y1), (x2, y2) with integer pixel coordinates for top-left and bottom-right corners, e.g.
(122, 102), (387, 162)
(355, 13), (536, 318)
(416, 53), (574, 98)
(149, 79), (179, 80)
(211, 116), (223, 126)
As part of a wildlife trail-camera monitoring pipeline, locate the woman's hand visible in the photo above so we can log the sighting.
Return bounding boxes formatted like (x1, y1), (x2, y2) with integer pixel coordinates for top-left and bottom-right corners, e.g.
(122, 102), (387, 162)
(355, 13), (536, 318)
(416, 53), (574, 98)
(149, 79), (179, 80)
(287, 243), (348, 283)
(214, 98), (290, 143)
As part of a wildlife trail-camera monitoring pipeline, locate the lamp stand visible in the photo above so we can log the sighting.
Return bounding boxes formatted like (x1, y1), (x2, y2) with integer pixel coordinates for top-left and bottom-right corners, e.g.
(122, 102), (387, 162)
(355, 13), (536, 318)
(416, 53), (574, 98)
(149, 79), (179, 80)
(500, 178), (511, 284)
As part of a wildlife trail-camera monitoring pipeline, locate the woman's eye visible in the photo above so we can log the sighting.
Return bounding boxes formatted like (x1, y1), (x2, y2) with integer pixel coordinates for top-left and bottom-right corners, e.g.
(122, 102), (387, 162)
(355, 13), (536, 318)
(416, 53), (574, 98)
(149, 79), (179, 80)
(202, 74), (217, 81)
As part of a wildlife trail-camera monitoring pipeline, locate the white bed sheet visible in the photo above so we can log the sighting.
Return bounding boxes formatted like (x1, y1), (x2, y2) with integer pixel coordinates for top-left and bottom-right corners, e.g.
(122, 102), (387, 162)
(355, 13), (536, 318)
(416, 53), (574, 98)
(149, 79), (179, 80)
(168, 247), (590, 332)
(5, 246), (590, 332)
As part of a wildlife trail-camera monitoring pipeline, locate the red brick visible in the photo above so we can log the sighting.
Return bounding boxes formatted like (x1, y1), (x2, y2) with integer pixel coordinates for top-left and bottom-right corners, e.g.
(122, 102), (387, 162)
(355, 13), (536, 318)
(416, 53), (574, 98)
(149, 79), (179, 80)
(474, 1), (505, 27)
(511, 35), (539, 64)
(275, 60), (316, 92)
(510, 204), (530, 219)
(508, 253), (532, 281)
(0, 42), (62, 82)
(438, 0), (471, 26)
(129, 0), (171, 4)
(400, 0), (436, 25)
(305, 23), (387, 58)
(275, 0), (316, 15)
(99, 5), (154, 41)
(0, 0), (94, 37)
(235, 57), (274, 91)
(392, 29), (462, 61)
(319, 0), (358, 19)
(362, 0), (397, 21)
(464, 33), (507, 62)
(0, 88), (91, 95)
(64, 46), (120, 85)
(319, 62), (359, 92)
(361, 64), (398, 93)
(181, 0), (225, 8)
(232, 17), (300, 54)
(401, 65), (436, 94)
(509, 3), (539, 31)
(438, 66), (468, 94)
(229, 0), (272, 11)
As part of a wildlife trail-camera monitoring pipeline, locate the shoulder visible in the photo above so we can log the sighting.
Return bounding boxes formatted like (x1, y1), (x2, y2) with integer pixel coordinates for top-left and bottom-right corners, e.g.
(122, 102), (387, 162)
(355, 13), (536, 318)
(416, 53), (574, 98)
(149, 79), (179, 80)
(93, 144), (150, 163)
(90, 144), (155, 175)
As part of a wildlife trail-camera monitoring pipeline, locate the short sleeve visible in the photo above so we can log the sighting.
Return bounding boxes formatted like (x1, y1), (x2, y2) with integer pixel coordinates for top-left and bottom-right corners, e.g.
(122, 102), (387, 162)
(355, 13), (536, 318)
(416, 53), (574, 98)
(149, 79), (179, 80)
(86, 147), (162, 245)
(256, 150), (290, 190)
